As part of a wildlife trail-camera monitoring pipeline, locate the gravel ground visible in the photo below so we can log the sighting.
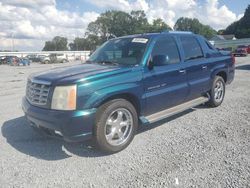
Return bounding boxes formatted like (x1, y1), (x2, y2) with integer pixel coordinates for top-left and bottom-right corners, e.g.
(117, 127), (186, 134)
(0, 57), (250, 188)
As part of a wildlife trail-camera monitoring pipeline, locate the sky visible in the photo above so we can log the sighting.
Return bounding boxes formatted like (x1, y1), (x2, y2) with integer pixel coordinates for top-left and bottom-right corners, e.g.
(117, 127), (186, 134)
(0, 0), (249, 51)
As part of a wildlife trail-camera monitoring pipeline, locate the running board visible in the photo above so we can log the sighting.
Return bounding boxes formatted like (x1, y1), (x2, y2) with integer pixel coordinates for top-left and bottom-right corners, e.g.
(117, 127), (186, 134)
(145, 96), (209, 123)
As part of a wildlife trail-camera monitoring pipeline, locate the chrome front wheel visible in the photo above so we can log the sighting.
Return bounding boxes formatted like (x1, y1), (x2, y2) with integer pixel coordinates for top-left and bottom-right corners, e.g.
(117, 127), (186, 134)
(105, 108), (133, 146)
(95, 99), (138, 153)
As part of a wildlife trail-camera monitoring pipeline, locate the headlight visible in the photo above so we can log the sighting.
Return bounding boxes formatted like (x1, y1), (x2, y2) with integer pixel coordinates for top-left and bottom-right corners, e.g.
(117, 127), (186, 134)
(51, 85), (77, 110)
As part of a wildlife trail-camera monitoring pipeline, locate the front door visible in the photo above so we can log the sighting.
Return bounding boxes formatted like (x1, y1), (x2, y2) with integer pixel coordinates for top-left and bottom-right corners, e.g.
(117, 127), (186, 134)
(143, 36), (189, 116)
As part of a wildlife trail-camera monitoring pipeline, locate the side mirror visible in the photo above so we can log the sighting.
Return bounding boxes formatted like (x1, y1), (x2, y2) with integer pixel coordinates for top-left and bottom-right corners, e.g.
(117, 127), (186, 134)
(153, 55), (169, 66)
(148, 55), (169, 70)
(148, 56), (154, 70)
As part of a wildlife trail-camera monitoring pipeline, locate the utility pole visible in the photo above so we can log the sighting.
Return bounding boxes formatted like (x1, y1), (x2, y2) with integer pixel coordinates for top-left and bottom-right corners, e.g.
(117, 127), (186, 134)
(76, 32), (79, 51)
(11, 33), (14, 51)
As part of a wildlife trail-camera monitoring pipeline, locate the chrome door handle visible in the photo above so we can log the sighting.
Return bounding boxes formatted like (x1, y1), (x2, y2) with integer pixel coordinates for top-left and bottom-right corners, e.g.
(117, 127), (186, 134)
(179, 69), (186, 74)
(202, 65), (207, 69)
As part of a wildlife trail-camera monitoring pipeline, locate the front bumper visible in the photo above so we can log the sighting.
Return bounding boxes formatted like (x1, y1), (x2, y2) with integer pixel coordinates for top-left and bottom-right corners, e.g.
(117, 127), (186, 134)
(22, 97), (96, 142)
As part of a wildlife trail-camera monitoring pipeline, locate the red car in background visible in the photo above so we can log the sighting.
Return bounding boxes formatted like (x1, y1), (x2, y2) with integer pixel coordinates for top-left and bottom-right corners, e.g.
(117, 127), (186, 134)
(246, 45), (250, 54)
(233, 45), (248, 56)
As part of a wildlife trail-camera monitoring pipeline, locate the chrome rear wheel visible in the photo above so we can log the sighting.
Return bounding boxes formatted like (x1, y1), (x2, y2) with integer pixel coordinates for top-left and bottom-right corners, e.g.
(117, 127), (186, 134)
(214, 80), (224, 103)
(207, 76), (225, 107)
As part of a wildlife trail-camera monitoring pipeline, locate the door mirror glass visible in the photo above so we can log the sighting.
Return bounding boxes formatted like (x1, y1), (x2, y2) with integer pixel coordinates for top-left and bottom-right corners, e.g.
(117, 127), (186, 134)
(153, 55), (170, 66)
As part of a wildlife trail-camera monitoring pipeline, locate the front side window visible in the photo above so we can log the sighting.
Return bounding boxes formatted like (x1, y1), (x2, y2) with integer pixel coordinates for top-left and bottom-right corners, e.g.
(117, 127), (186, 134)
(88, 37), (149, 65)
(151, 36), (180, 65)
(180, 36), (203, 61)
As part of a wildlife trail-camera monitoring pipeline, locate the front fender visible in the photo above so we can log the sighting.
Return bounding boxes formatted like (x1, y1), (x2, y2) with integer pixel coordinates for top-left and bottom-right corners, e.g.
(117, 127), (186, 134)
(83, 83), (143, 110)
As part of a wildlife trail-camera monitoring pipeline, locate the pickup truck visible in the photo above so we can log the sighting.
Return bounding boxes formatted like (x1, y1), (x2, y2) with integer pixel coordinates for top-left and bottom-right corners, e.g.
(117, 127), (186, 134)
(22, 31), (235, 153)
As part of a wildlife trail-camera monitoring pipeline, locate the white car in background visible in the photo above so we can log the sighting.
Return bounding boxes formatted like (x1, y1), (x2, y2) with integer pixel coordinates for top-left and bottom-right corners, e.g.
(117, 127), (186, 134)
(41, 53), (69, 64)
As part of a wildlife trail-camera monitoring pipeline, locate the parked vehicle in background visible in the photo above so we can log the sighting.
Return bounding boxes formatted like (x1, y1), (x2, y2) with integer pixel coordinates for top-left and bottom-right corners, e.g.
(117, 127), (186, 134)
(22, 31), (235, 153)
(26, 54), (45, 63)
(246, 45), (250, 54)
(0, 56), (8, 65)
(41, 53), (69, 64)
(216, 47), (233, 52)
(40, 55), (50, 64)
(50, 53), (68, 63)
(233, 45), (248, 56)
(26, 54), (39, 62)
(6, 56), (20, 66)
(18, 58), (31, 66)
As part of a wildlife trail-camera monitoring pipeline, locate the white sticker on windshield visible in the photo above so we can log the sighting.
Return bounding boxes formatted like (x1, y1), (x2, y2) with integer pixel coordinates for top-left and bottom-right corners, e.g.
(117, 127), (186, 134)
(132, 38), (148, 43)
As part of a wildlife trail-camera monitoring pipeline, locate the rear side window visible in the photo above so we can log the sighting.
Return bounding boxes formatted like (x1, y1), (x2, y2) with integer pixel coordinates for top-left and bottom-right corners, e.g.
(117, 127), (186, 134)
(151, 36), (180, 65)
(205, 40), (215, 50)
(180, 36), (203, 61)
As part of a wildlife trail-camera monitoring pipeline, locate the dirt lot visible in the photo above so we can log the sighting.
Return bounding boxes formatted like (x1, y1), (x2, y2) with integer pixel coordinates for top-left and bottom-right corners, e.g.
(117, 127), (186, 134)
(0, 57), (250, 187)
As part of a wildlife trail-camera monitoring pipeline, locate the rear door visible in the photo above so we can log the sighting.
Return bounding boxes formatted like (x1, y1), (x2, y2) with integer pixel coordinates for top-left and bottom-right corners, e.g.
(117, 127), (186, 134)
(143, 35), (189, 115)
(179, 35), (210, 99)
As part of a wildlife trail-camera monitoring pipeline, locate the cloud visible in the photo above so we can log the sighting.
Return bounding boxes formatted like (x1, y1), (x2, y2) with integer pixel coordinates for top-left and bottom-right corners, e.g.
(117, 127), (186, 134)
(146, 0), (196, 26)
(86, 0), (149, 12)
(1, 0), (55, 9)
(0, 1), (99, 51)
(88, 0), (130, 10)
(237, 13), (244, 20)
(88, 0), (242, 30)
(197, 0), (238, 30)
(0, 0), (244, 51)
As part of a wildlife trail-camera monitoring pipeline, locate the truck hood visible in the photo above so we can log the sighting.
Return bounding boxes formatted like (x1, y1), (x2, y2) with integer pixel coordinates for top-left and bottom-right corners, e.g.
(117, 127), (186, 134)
(31, 63), (129, 85)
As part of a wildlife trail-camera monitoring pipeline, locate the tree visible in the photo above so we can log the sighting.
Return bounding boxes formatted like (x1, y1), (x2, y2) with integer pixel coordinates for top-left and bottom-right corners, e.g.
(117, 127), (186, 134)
(43, 36), (68, 51)
(86, 11), (133, 41)
(217, 29), (225, 35)
(69, 35), (101, 51)
(224, 5), (250, 38)
(84, 10), (172, 50)
(174, 17), (216, 39)
(147, 18), (172, 33)
(42, 41), (55, 51)
(224, 21), (239, 35)
(130, 10), (149, 34)
(69, 37), (87, 51)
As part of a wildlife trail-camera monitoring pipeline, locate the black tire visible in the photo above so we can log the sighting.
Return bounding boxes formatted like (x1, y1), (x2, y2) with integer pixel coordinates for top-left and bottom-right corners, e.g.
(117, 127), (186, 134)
(94, 99), (138, 153)
(207, 76), (225, 107)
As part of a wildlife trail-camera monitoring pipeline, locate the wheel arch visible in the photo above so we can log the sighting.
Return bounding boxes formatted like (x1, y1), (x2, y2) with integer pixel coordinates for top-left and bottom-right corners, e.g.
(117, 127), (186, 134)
(216, 71), (227, 83)
(97, 93), (141, 116)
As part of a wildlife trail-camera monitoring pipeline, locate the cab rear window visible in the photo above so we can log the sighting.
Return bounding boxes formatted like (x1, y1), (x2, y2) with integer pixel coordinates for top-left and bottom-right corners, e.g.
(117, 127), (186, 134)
(180, 36), (203, 61)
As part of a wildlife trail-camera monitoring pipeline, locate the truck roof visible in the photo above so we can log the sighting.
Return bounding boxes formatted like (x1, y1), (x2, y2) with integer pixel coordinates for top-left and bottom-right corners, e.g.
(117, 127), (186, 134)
(117, 31), (195, 40)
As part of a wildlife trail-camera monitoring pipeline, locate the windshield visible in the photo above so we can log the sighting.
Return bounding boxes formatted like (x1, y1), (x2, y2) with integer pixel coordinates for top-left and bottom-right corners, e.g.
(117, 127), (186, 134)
(88, 37), (149, 65)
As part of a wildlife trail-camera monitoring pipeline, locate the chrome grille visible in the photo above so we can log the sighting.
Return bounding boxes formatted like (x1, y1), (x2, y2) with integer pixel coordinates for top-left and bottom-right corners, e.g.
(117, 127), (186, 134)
(26, 80), (51, 106)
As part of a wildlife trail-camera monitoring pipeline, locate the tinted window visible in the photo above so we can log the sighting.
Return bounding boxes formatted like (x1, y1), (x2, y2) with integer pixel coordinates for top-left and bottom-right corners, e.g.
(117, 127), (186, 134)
(180, 36), (203, 61)
(151, 36), (180, 65)
(89, 37), (148, 65)
(205, 40), (215, 50)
